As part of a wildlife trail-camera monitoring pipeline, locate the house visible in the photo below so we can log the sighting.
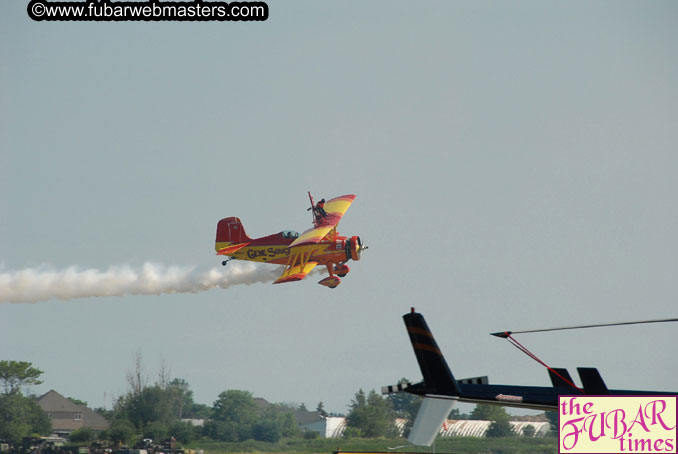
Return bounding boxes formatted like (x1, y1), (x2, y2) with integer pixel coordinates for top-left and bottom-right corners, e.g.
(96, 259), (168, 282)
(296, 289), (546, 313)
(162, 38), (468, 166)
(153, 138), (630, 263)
(302, 416), (347, 438)
(253, 397), (331, 435)
(37, 390), (110, 436)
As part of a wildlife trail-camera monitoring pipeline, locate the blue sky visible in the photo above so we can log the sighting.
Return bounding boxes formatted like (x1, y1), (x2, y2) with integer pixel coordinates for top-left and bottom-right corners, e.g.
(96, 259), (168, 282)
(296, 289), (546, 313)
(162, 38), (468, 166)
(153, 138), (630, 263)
(2, 1), (677, 414)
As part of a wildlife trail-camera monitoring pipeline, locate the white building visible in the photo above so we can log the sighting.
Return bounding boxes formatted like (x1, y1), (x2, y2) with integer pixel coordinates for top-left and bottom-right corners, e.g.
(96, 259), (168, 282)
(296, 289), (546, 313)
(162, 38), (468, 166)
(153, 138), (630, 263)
(301, 417), (549, 438)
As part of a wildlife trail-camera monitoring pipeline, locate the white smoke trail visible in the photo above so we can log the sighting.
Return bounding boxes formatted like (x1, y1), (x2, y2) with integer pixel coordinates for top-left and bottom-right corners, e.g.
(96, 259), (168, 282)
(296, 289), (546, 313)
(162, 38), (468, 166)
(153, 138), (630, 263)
(0, 262), (281, 304)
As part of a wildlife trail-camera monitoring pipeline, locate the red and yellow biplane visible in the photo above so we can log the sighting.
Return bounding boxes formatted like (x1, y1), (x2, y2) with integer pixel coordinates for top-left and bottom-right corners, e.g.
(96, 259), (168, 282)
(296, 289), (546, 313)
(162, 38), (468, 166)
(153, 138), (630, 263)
(215, 193), (365, 288)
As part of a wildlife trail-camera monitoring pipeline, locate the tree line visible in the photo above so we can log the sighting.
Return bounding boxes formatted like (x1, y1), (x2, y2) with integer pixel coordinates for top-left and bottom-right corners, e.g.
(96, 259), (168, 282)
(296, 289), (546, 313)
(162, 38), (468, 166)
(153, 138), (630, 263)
(0, 360), (549, 446)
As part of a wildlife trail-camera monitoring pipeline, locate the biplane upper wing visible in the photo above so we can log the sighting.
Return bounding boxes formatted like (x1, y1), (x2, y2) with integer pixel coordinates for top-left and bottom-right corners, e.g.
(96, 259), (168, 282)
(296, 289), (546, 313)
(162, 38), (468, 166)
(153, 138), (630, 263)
(290, 194), (356, 247)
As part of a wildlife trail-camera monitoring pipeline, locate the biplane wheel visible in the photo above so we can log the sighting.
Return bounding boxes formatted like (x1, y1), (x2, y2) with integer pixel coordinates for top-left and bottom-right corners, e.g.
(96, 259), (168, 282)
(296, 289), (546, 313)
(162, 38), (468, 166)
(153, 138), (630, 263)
(222, 261), (228, 266)
(334, 264), (350, 278)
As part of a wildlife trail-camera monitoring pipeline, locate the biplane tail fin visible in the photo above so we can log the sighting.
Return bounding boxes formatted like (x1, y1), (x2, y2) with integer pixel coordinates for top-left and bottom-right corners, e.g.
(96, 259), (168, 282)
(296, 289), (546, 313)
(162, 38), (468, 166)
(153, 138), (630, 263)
(215, 217), (252, 252)
(404, 309), (461, 396)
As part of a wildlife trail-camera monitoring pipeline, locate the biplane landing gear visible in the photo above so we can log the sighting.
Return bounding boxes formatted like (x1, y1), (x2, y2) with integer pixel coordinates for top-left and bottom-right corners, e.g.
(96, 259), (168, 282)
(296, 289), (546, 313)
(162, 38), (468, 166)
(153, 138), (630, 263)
(318, 276), (341, 288)
(333, 264), (350, 278)
(221, 258), (235, 266)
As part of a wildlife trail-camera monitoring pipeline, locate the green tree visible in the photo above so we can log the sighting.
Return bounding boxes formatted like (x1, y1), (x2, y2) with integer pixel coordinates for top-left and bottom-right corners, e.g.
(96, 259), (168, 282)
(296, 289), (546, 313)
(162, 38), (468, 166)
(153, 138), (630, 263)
(167, 378), (193, 419)
(168, 420), (197, 444)
(115, 385), (175, 431)
(251, 405), (294, 443)
(108, 419), (135, 445)
(201, 393), (302, 443)
(0, 361), (44, 395)
(449, 408), (464, 419)
(202, 420), (239, 442)
(143, 421), (169, 441)
(545, 410), (558, 429)
(207, 390), (258, 441)
(69, 427), (95, 443)
(108, 361), (208, 443)
(252, 419), (282, 443)
(186, 402), (211, 419)
(113, 370), (205, 433)
(386, 379), (418, 415)
(0, 391), (51, 443)
(346, 389), (395, 438)
(281, 413), (300, 438)
(470, 404), (509, 420)
(386, 378), (421, 436)
(486, 416), (515, 437)
(470, 404), (514, 437)
(316, 401), (328, 417)
(342, 426), (362, 438)
(304, 430), (319, 439)
(522, 424), (536, 437)
(94, 407), (114, 421)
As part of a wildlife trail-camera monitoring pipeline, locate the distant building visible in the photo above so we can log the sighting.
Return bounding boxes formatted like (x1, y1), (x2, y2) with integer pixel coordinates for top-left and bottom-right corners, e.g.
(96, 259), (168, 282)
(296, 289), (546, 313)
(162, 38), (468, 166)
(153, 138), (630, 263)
(253, 397), (335, 436)
(302, 416), (347, 438)
(253, 396), (551, 439)
(299, 416), (549, 439)
(439, 420), (550, 437)
(37, 390), (110, 437)
(180, 418), (205, 427)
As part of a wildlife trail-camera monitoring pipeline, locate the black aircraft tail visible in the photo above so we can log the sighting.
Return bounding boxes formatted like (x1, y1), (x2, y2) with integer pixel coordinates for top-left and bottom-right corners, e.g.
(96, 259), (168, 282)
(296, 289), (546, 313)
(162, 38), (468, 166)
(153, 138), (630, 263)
(404, 309), (461, 395)
(387, 309), (677, 447)
(548, 366), (609, 394)
(548, 367), (575, 388)
(578, 367), (609, 394)
(399, 310), (460, 446)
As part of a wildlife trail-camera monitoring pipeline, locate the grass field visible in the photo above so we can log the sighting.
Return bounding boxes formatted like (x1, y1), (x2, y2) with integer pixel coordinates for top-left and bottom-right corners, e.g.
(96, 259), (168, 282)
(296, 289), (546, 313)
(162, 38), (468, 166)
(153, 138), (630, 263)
(187, 436), (558, 454)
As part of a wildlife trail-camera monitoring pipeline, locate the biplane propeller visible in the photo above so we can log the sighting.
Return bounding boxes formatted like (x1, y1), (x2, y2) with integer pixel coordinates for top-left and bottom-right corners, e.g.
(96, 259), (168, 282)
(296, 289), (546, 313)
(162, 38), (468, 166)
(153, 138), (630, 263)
(215, 193), (364, 288)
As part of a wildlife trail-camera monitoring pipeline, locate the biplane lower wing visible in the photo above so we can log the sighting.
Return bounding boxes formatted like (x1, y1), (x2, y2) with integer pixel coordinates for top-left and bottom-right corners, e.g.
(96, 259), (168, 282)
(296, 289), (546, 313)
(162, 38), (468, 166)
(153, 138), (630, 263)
(273, 244), (321, 284)
(273, 261), (318, 284)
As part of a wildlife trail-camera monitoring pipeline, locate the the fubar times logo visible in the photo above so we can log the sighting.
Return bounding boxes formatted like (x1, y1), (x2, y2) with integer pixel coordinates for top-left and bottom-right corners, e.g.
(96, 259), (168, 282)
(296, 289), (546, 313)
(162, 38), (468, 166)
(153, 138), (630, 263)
(559, 396), (677, 453)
